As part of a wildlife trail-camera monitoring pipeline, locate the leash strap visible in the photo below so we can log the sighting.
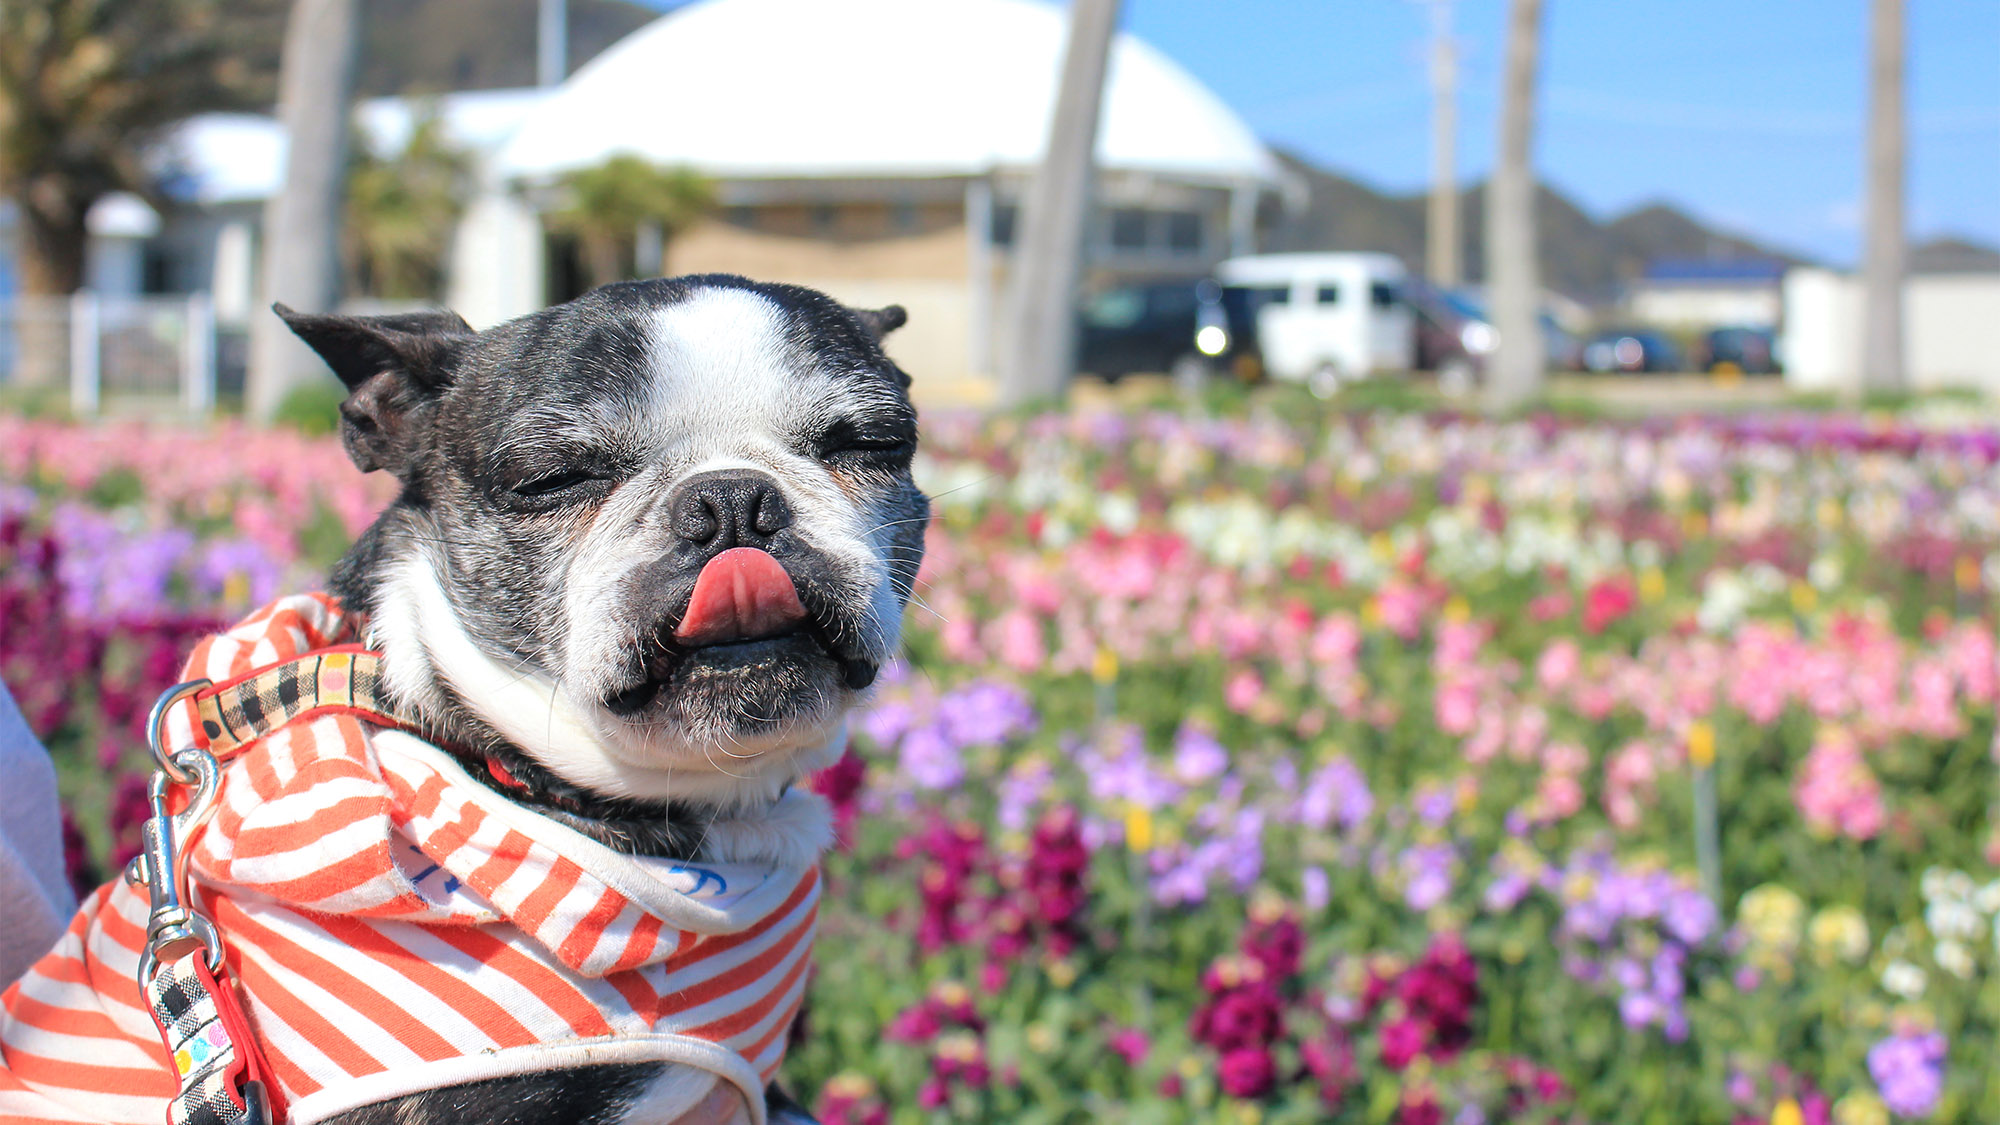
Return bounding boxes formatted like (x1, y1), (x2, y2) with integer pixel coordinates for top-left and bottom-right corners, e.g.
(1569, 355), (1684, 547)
(146, 951), (276, 1125)
(131, 647), (406, 1125)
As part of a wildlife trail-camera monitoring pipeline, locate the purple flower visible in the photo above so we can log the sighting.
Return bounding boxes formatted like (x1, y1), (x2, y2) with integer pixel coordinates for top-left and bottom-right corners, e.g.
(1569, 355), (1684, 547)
(1401, 844), (1456, 912)
(1172, 723), (1228, 784)
(1298, 757), (1372, 831)
(1663, 889), (1718, 945)
(996, 758), (1053, 832)
(1413, 783), (1454, 826)
(940, 680), (1037, 747)
(1302, 866), (1330, 912)
(900, 722), (965, 789)
(1868, 1032), (1947, 1117)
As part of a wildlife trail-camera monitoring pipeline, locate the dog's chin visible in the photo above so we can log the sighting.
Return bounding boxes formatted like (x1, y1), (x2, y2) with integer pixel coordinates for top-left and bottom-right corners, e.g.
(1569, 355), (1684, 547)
(576, 636), (856, 805)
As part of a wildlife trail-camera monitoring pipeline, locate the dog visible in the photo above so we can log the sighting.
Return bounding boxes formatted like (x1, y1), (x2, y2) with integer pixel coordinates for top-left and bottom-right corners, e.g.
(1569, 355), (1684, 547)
(0, 275), (928, 1125)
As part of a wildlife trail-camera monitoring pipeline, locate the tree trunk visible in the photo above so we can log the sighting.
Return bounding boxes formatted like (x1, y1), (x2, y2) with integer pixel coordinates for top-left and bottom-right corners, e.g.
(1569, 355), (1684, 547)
(997, 0), (1122, 406)
(246, 0), (361, 422)
(9, 203), (90, 387)
(1483, 0), (1545, 413)
(1860, 0), (1906, 395)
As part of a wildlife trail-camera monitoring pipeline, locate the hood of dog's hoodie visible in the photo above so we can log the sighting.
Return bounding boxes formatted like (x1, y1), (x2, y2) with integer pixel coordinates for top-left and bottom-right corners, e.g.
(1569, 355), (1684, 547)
(172, 593), (826, 978)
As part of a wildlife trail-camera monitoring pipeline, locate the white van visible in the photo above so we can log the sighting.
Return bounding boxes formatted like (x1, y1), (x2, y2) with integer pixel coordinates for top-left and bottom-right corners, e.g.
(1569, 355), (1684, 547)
(1214, 253), (1416, 391)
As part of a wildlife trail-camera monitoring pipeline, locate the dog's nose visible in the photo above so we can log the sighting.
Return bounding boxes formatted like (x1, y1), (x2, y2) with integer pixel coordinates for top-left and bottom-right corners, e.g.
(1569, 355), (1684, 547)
(669, 470), (793, 549)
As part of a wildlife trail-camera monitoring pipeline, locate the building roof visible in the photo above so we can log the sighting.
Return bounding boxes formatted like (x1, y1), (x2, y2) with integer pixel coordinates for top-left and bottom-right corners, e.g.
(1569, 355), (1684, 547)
(1640, 258), (1788, 285)
(152, 88), (553, 206)
(495, 0), (1276, 185)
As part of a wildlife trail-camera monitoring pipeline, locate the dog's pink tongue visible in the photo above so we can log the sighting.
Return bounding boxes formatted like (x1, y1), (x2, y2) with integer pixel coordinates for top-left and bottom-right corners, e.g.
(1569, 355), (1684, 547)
(675, 547), (807, 645)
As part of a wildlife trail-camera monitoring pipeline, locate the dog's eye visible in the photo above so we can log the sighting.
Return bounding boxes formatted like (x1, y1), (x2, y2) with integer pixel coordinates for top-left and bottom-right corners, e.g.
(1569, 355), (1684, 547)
(512, 469), (599, 498)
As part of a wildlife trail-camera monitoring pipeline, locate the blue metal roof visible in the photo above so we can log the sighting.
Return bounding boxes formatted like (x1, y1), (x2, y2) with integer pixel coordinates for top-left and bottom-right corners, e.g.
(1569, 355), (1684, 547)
(1642, 258), (1788, 284)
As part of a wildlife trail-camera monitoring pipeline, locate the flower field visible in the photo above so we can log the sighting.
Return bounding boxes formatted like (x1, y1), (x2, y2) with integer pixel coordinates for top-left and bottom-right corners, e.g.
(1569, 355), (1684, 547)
(6, 400), (2000, 1125)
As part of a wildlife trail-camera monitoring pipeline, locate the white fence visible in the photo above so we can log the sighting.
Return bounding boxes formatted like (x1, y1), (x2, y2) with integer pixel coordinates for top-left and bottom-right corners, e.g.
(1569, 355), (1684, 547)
(0, 292), (219, 417)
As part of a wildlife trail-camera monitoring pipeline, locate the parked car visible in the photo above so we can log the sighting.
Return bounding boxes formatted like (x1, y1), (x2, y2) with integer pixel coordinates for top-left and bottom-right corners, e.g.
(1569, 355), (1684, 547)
(1693, 326), (1779, 375)
(1403, 281), (1584, 395)
(1214, 253), (1415, 395)
(1075, 280), (1209, 382)
(1582, 328), (1683, 373)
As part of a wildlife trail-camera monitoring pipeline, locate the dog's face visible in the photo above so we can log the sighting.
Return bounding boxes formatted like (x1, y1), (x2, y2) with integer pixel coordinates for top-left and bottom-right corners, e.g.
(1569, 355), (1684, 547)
(281, 276), (927, 809)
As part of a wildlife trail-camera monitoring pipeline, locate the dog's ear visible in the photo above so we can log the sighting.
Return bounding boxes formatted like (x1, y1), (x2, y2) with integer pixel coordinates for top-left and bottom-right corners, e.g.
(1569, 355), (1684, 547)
(851, 304), (907, 342)
(274, 303), (472, 475)
(849, 305), (912, 388)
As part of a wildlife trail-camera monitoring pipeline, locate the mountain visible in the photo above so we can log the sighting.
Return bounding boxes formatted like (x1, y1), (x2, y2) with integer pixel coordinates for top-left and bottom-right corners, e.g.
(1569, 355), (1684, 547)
(1263, 149), (1806, 302)
(356, 0), (661, 96)
(1910, 237), (2000, 274)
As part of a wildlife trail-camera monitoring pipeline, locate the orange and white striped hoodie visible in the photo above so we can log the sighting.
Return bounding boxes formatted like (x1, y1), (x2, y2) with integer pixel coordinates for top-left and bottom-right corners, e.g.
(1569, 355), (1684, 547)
(0, 595), (821, 1125)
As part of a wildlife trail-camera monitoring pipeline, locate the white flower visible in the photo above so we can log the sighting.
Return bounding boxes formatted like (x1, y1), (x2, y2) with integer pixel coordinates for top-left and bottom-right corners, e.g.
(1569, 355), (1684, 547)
(1925, 899), (1985, 942)
(1975, 879), (2000, 917)
(1935, 939), (1976, 980)
(1882, 960), (1928, 999)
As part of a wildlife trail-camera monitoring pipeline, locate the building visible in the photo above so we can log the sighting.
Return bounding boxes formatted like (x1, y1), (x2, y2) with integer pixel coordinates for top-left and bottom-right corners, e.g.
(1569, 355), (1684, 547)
(489, 0), (1279, 399)
(1623, 259), (1788, 331)
(1782, 266), (2000, 393)
(23, 0), (1280, 405)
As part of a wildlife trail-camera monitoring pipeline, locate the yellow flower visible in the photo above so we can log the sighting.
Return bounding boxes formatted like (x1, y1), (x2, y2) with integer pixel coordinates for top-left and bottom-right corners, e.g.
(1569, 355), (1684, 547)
(1091, 646), (1119, 684)
(1443, 596), (1471, 624)
(1738, 884), (1806, 959)
(1771, 1098), (1805, 1125)
(1024, 1023), (1057, 1054)
(1957, 555), (1982, 594)
(1687, 722), (1716, 770)
(1177, 1055), (1204, 1080)
(1683, 510), (1709, 538)
(1808, 905), (1871, 966)
(1833, 1091), (1890, 1125)
(1790, 581), (1819, 615)
(1124, 804), (1153, 854)
(1639, 566), (1667, 604)
(1044, 957), (1078, 989)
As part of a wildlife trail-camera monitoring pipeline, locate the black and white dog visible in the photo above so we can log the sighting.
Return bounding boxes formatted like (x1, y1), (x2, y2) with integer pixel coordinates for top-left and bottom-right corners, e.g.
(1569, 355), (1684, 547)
(279, 275), (929, 1124)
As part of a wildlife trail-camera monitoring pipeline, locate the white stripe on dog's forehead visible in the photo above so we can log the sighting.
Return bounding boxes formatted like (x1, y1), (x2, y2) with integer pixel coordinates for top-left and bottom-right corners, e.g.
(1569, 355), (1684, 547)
(641, 286), (836, 445)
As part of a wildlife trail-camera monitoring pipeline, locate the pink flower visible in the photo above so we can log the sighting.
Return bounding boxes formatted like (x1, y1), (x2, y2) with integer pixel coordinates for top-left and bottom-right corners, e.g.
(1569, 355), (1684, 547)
(1217, 1046), (1276, 1098)
(1107, 1027), (1150, 1067)
(1379, 1017), (1428, 1069)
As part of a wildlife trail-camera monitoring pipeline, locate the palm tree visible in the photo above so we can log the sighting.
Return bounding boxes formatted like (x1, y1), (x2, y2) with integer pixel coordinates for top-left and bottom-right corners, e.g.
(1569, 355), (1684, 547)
(1860, 0), (1906, 395)
(343, 107), (473, 300)
(544, 155), (714, 290)
(998, 0), (1122, 405)
(247, 0), (363, 421)
(1483, 0), (1545, 413)
(0, 0), (279, 383)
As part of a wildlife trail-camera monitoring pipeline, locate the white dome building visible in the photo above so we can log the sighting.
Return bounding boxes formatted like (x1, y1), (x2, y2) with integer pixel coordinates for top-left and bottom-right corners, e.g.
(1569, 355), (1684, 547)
(463, 0), (1281, 394)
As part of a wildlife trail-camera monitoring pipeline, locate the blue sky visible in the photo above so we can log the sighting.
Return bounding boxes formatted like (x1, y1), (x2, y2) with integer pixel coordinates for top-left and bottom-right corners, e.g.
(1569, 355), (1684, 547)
(1122, 0), (2000, 265)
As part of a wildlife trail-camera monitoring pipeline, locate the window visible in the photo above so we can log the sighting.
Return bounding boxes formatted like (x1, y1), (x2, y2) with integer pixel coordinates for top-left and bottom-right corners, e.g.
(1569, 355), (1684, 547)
(1109, 208), (1150, 250)
(1316, 285), (1341, 305)
(990, 204), (1018, 247)
(812, 204), (838, 234)
(1371, 282), (1398, 308)
(1082, 288), (1147, 329)
(726, 206), (756, 229)
(892, 200), (919, 233)
(1164, 211), (1203, 253)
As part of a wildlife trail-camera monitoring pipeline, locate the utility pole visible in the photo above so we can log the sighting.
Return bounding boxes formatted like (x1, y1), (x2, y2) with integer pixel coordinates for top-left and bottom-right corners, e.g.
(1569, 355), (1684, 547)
(997, 0), (1123, 405)
(1423, 0), (1461, 286)
(538, 0), (569, 87)
(1860, 0), (1906, 394)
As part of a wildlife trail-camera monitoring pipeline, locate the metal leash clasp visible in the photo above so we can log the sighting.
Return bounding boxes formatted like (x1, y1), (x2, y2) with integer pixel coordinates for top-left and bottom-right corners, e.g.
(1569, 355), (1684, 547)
(126, 679), (224, 989)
